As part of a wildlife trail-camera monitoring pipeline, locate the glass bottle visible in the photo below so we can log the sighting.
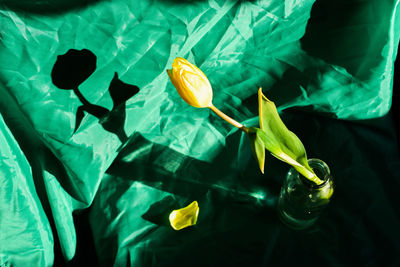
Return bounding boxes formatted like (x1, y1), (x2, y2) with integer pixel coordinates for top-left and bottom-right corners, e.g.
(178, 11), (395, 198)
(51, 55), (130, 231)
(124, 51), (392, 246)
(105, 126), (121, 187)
(277, 158), (334, 230)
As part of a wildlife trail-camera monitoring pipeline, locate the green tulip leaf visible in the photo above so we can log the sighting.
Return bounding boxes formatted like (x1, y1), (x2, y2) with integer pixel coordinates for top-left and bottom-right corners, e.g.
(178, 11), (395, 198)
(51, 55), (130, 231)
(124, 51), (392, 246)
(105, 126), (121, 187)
(257, 88), (323, 185)
(248, 127), (266, 174)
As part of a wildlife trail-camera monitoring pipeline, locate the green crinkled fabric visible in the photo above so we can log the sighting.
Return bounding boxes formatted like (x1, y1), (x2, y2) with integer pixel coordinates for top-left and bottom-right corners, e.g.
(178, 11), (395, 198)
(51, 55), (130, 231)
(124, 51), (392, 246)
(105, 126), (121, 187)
(0, 0), (400, 266)
(0, 113), (53, 266)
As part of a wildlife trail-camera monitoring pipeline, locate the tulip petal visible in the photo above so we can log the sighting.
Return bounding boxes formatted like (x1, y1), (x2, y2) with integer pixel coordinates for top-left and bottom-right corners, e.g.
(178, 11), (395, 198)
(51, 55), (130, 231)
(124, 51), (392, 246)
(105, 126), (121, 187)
(167, 58), (213, 108)
(169, 201), (199, 231)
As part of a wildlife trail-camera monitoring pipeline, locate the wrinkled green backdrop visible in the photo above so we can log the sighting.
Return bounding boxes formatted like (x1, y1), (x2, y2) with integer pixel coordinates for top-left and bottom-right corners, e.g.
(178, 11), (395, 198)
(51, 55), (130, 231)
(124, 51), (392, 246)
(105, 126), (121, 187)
(1, 0), (400, 266)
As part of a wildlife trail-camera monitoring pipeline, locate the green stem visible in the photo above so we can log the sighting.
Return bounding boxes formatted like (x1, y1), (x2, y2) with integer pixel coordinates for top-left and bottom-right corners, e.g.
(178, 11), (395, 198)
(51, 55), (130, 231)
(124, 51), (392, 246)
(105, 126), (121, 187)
(208, 104), (248, 134)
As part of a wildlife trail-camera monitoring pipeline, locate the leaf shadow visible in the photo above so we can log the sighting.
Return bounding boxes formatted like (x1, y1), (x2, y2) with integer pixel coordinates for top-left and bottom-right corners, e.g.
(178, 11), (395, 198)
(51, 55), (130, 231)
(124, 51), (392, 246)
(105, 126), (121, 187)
(106, 131), (281, 210)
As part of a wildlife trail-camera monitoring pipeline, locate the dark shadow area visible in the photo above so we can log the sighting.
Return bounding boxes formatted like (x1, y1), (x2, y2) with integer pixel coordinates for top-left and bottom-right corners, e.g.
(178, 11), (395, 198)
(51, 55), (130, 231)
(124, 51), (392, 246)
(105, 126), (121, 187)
(161, 0), (254, 3)
(263, 67), (305, 107)
(98, 107), (400, 266)
(101, 72), (139, 143)
(67, 207), (99, 266)
(242, 65), (331, 116)
(0, 0), (103, 14)
(248, 66), (311, 109)
(51, 49), (139, 142)
(97, 130), (281, 266)
(106, 131), (280, 209)
(160, 0), (206, 3)
(283, 111), (400, 266)
(301, 0), (390, 81)
(141, 196), (180, 227)
(52, 49), (97, 90)
(51, 49), (109, 133)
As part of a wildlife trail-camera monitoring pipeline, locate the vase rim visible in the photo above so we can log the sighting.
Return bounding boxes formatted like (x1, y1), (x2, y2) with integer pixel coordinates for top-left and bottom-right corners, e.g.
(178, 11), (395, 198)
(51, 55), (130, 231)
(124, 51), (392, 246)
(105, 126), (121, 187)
(299, 158), (331, 189)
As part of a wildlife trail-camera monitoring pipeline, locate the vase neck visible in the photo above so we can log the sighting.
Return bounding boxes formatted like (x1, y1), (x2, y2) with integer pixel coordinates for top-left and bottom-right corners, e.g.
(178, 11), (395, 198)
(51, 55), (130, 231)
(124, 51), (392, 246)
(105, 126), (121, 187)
(299, 158), (331, 189)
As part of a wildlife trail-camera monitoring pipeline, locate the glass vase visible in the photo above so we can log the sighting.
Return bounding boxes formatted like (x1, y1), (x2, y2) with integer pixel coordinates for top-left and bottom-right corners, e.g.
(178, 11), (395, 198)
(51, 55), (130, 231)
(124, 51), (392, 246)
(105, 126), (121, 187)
(277, 158), (334, 230)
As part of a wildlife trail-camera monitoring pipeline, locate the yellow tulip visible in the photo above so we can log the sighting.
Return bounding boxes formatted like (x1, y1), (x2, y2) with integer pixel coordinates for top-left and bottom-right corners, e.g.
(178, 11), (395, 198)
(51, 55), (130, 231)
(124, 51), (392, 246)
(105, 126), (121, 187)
(167, 57), (213, 108)
(169, 201), (199, 231)
(167, 57), (248, 133)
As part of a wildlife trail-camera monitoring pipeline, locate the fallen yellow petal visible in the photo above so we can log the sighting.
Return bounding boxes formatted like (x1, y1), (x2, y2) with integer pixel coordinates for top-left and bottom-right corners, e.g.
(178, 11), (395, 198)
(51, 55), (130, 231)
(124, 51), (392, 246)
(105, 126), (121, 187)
(169, 201), (199, 231)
